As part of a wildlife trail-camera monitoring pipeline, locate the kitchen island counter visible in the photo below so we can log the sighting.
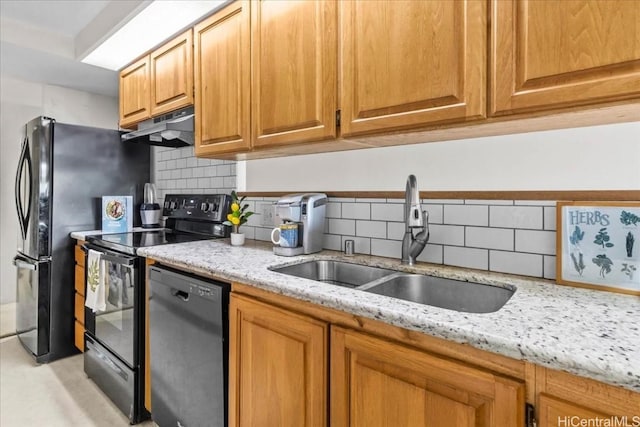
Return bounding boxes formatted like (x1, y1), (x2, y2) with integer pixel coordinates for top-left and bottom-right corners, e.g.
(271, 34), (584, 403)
(138, 239), (640, 393)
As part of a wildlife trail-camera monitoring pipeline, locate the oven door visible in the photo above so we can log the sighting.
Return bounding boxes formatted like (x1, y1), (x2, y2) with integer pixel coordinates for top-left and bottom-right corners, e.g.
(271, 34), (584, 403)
(83, 243), (139, 368)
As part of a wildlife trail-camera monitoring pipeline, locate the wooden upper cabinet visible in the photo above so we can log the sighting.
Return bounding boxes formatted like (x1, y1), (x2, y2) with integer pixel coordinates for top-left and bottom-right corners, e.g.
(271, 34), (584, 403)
(491, 0), (640, 115)
(251, 0), (337, 148)
(150, 30), (193, 117)
(339, 0), (486, 137)
(331, 327), (525, 427)
(119, 56), (151, 128)
(194, 1), (251, 156)
(229, 294), (327, 427)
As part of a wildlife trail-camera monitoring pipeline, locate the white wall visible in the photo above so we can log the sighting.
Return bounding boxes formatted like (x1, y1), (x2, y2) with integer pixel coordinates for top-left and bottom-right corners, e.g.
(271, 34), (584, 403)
(0, 76), (118, 304)
(244, 122), (640, 192)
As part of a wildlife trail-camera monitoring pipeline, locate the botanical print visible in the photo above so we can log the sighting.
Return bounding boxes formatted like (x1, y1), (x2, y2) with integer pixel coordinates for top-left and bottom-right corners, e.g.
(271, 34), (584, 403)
(593, 228), (614, 249)
(621, 263), (637, 280)
(592, 254), (613, 278)
(620, 210), (640, 226)
(569, 226), (586, 276)
(560, 203), (640, 292)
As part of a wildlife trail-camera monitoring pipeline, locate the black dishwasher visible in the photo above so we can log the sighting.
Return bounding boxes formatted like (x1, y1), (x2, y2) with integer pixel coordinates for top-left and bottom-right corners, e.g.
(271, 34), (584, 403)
(149, 265), (229, 427)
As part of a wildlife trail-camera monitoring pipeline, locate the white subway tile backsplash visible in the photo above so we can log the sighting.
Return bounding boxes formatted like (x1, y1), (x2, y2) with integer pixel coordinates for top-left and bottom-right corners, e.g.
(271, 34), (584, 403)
(444, 205), (488, 226)
(356, 198), (380, 203)
(515, 200), (557, 206)
(416, 244), (443, 264)
(181, 168), (193, 179)
(255, 227), (272, 241)
(329, 219), (355, 236)
(331, 197), (356, 202)
(465, 227), (514, 251)
(342, 236), (371, 255)
(544, 255), (556, 280)
(323, 234), (342, 251)
(444, 246), (488, 270)
(326, 202), (341, 218)
(423, 198), (464, 205)
(223, 177), (235, 188)
(544, 206), (557, 231)
(515, 230), (556, 255)
(356, 220), (386, 238)
(176, 159), (187, 169)
(490, 251), (542, 277)
(490, 206), (543, 229)
(371, 239), (402, 259)
(342, 203), (370, 219)
(387, 222), (405, 240)
(423, 204), (443, 224)
(386, 198), (405, 204)
(371, 203), (404, 221)
(464, 199), (514, 205)
(428, 224), (465, 246)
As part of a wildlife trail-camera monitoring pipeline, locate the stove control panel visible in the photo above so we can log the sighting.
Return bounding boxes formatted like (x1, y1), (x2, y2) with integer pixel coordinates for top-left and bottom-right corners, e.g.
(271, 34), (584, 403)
(163, 194), (231, 222)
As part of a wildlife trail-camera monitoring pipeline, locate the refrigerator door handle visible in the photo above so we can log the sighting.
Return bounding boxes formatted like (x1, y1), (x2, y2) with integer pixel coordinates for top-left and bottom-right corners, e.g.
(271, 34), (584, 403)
(13, 256), (37, 271)
(14, 136), (32, 241)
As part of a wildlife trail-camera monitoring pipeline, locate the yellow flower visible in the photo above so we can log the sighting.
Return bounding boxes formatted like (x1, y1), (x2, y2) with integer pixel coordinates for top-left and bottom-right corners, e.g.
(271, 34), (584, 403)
(231, 203), (240, 212)
(231, 217), (240, 225)
(227, 214), (233, 222)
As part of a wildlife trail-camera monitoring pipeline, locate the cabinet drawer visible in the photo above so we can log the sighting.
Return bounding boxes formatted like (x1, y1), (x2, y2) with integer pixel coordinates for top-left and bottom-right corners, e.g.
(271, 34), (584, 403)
(75, 244), (85, 267)
(75, 265), (85, 296)
(74, 292), (85, 325)
(74, 320), (85, 352)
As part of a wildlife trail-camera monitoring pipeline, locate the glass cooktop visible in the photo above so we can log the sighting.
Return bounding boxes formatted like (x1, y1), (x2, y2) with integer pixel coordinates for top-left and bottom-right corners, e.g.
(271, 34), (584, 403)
(88, 230), (217, 255)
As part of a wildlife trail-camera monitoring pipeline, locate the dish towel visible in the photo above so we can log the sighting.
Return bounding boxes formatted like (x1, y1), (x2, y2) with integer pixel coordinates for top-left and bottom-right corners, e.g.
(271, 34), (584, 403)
(85, 249), (106, 313)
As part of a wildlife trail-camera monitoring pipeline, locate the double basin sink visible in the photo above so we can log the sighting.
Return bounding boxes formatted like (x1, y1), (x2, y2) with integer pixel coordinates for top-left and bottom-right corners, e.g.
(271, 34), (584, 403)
(270, 260), (515, 313)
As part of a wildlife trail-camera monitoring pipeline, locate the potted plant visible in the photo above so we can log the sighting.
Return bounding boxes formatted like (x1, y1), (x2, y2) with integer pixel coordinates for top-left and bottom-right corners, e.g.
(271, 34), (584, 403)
(223, 191), (253, 246)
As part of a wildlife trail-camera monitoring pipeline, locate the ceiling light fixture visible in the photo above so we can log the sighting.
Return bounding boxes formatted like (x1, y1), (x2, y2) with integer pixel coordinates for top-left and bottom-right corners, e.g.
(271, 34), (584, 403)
(81, 0), (226, 71)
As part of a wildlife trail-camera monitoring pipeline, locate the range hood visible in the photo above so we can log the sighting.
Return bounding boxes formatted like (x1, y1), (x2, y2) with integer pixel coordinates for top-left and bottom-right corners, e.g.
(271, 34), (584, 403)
(121, 107), (194, 147)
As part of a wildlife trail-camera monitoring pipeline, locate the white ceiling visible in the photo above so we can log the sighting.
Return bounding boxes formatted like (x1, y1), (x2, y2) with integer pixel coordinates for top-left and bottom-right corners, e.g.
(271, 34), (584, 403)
(0, 1), (110, 37)
(0, 0), (138, 97)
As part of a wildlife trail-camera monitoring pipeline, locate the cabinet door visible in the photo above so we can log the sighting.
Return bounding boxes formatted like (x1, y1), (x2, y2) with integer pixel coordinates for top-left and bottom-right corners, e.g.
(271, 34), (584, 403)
(537, 394), (610, 427)
(331, 327), (525, 427)
(119, 55), (151, 128)
(491, 0), (640, 115)
(150, 29), (193, 116)
(251, 0), (337, 148)
(194, 1), (251, 156)
(339, 0), (486, 137)
(229, 294), (327, 427)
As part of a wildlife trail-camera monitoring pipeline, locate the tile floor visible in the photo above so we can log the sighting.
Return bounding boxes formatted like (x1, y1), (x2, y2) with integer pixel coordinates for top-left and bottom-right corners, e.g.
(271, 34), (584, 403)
(1, 303), (16, 338)
(0, 336), (154, 426)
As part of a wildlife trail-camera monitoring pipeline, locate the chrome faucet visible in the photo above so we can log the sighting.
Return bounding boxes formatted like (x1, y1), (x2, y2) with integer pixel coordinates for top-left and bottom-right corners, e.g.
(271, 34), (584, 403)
(401, 175), (429, 265)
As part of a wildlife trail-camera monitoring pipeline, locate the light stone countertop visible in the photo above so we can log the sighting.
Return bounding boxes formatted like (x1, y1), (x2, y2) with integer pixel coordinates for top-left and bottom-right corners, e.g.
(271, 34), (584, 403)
(138, 239), (640, 393)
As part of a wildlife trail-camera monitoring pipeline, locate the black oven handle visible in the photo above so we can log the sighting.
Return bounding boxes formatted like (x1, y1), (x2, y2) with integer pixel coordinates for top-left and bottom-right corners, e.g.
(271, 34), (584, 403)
(82, 243), (137, 266)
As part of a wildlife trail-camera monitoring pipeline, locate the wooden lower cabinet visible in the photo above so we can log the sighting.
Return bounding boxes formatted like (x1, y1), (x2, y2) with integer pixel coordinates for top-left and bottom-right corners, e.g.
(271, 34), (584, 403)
(73, 241), (85, 352)
(535, 366), (640, 426)
(331, 327), (525, 427)
(229, 290), (525, 427)
(229, 294), (328, 427)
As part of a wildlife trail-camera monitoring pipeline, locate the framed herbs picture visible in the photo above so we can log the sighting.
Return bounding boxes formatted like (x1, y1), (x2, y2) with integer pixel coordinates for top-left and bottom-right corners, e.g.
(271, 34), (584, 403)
(557, 201), (640, 295)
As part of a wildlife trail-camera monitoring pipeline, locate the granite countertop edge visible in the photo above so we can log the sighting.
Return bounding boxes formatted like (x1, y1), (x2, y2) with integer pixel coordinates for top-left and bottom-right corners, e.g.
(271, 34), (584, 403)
(137, 239), (640, 393)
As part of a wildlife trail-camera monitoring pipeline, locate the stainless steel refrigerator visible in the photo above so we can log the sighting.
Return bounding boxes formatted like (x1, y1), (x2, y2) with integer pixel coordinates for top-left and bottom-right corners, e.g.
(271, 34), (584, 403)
(13, 116), (150, 363)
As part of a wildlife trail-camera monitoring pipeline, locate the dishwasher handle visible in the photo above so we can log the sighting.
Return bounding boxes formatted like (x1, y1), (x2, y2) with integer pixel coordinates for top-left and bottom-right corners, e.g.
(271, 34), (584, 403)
(171, 288), (189, 301)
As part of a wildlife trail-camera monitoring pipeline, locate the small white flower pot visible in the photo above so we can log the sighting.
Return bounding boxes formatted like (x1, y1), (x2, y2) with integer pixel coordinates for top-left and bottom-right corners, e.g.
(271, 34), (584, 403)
(230, 233), (245, 246)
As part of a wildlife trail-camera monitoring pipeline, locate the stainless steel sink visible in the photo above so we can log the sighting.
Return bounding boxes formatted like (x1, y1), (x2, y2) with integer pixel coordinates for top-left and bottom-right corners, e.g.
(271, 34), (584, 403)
(269, 260), (397, 288)
(359, 274), (515, 313)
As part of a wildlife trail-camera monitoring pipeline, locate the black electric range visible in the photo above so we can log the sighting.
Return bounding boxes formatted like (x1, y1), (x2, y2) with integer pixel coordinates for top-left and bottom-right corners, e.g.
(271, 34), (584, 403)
(81, 193), (231, 424)
(87, 194), (232, 255)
